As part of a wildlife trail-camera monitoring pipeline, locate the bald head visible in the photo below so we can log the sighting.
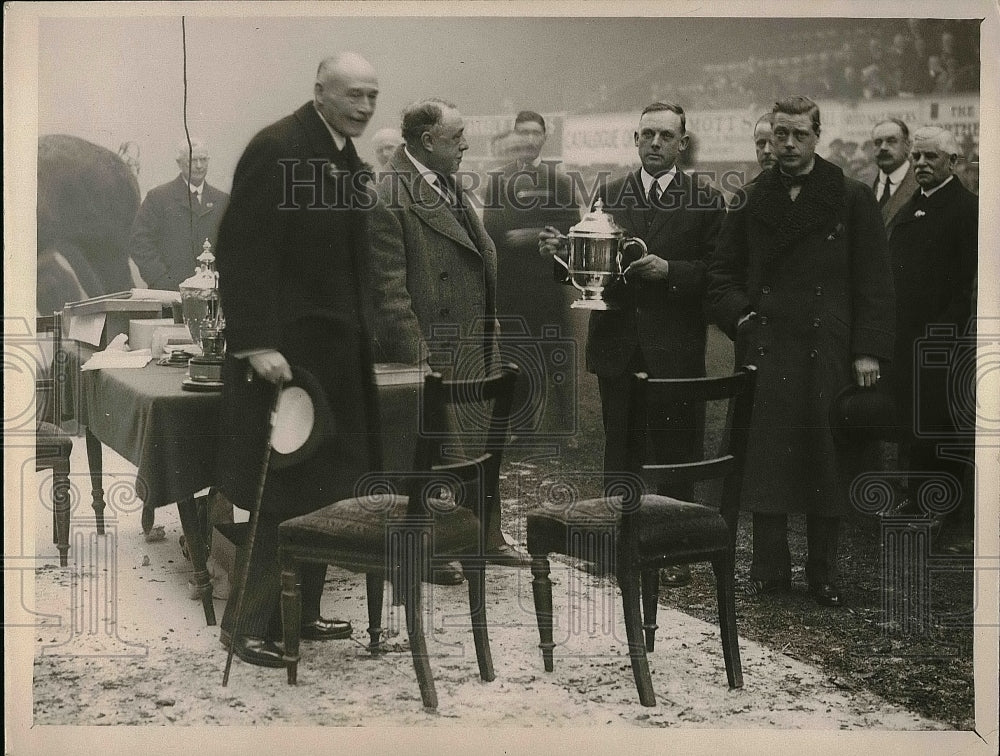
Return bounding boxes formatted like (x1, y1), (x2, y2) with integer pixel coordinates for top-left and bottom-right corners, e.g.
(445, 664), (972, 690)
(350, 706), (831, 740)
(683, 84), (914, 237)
(176, 138), (209, 185)
(314, 52), (379, 139)
(371, 127), (402, 168)
(910, 126), (961, 189)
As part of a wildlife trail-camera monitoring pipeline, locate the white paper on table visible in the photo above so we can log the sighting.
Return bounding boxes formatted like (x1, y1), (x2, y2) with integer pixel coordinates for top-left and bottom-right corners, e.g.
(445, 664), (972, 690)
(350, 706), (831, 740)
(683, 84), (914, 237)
(81, 348), (153, 370)
(129, 288), (181, 304)
(65, 312), (107, 346)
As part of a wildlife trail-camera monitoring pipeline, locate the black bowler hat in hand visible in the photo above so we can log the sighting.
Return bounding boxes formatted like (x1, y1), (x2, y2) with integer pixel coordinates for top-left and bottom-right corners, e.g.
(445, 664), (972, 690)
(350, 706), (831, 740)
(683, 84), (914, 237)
(829, 383), (899, 443)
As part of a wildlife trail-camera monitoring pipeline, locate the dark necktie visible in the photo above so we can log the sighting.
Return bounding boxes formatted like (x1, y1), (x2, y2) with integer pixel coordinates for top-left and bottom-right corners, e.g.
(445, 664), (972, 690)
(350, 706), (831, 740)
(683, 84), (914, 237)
(435, 175), (474, 238)
(337, 137), (361, 173)
(878, 176), (892, 209)
(191, 189), (201, 206)
(647, 180), (661, 208)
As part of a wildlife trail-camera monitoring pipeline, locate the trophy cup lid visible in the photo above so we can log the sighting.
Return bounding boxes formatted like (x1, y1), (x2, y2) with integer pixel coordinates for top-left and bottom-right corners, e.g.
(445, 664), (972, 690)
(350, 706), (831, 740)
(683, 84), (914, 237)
(179, 239), (218, 292)
(569, 198), (627, 239)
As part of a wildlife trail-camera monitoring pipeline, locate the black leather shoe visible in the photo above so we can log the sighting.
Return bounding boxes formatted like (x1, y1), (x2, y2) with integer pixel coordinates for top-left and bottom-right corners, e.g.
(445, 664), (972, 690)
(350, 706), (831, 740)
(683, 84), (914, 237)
(485, 542), (531, 567)
(810, 583), (843, 607)
(221, 632), (287, 668)
(300, 617), (353, 641)
(430, 560), (465, 585)
(744, 577), (791, 597)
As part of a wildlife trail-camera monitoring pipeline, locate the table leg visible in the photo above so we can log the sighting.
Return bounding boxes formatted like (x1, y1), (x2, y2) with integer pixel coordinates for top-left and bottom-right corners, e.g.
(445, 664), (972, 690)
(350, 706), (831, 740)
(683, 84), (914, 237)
(177, 496), (217, 625)
(84, 428), (106, 535)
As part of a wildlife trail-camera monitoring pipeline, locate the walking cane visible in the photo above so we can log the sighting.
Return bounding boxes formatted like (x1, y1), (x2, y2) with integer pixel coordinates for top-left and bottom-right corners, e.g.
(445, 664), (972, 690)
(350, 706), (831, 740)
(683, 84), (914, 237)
(223, 374), (285, 686)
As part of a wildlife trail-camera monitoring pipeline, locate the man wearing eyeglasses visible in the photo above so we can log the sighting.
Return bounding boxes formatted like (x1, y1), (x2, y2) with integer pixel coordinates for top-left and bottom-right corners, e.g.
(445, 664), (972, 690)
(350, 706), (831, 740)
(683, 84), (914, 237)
(129, 138), (229, 290)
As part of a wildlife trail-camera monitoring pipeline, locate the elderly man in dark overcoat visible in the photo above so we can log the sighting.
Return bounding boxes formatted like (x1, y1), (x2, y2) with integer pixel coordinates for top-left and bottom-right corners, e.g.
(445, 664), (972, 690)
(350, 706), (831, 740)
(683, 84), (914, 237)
(129, 138), (229, 291)
(708, 96), (895, 607)
(213, 52), (382, 667)
(367, 98), (525, 574)
(887, 125), (978, 548)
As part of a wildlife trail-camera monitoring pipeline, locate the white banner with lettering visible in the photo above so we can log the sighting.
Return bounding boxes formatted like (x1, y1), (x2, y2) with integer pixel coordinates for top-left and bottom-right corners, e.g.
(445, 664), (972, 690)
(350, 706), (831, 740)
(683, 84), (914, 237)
(561, 95), (979, 165)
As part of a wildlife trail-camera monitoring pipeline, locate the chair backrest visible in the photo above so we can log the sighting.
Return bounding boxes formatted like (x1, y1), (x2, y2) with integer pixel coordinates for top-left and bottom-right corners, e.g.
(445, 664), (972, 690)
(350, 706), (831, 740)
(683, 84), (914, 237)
(35, 313), (65, 429)
(625, 367), (757, 534)
(405, 363), (519, 523)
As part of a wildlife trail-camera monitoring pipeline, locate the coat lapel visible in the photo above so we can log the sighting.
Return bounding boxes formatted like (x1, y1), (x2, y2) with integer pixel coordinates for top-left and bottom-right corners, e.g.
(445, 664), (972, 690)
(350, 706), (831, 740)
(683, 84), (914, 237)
(883, 168), (919, 234)
(645, 171), (686, 242)
(394, 151), (481, 256)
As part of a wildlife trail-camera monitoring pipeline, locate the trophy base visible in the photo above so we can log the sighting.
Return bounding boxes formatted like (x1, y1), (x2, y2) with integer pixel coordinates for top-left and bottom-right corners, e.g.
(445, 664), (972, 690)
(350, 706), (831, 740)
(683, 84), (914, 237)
(571, 298), (617, 311)
(188, 355), (224, 383)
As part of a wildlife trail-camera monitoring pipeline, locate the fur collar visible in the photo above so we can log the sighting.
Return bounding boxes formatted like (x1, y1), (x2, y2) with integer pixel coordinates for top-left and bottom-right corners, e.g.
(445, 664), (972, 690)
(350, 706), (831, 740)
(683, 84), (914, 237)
(749, 154), (846, 263)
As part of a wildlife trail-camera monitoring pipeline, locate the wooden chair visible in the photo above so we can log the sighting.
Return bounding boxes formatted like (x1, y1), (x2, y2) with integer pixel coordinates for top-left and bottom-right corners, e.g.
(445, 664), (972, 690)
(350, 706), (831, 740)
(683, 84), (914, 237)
(526, 367), (757, 706)
(277, 364), (519, 709)
(36, 313), (74, 566)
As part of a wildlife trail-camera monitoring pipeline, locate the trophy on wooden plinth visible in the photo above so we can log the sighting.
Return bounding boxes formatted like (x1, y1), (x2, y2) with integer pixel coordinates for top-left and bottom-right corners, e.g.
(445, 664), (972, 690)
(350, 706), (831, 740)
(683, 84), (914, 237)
(179, 239), (225, 390)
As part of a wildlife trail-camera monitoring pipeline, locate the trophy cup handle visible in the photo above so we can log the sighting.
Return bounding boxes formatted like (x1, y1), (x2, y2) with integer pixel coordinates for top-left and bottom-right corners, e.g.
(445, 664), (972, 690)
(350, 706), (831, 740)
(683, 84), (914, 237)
(618, 237), (648, 282)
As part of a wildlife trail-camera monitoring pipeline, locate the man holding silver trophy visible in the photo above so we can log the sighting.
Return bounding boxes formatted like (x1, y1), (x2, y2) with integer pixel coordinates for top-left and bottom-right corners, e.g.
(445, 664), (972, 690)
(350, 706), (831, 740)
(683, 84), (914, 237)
(539, 102), (727, 587)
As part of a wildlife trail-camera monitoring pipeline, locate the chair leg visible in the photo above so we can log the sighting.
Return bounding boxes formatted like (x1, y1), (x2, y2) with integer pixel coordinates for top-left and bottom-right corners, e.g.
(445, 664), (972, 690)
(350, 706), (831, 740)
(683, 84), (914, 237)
(619, 567), (656, 706)
(280, 555), (302, 685)
(461, 558), (495, 682)
(52, 459), (71, 567)
(365, 571), (386, 653)
(712, 554), (743, 689)
(529, 555), (555, 672)
(402, 536), (437, 710)
(640, 568), (659, 652)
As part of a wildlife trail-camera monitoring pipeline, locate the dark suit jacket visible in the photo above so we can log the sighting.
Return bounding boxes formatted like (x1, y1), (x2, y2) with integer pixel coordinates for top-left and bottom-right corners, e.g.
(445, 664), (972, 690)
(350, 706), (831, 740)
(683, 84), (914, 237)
(368, 145), (499, 379)
(483, 160), (580, 331)
(877, 166), (920, 237)
(214, 101), (379, 516)
(586, 169), (726, 379)
(888, 176), (978, 436)
(128, 174), (229, 290)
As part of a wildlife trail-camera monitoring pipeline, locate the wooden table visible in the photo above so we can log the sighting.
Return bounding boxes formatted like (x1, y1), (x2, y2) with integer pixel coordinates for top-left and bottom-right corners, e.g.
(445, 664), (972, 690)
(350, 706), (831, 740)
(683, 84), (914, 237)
(76, 359), (423, 627)
(79, 361), (223, 625)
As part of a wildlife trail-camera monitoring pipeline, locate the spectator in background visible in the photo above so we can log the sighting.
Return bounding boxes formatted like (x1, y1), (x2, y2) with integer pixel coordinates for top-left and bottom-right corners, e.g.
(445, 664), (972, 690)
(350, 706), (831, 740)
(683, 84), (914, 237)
(370, 127), (403, 171)
(752, 112), (778, 175)
(870, 118), (919, 234)
(834, 65), (864, 100)
(482, 111), (581, 439)
(928, 55), (954, 93)
(129, 138), (229, 291)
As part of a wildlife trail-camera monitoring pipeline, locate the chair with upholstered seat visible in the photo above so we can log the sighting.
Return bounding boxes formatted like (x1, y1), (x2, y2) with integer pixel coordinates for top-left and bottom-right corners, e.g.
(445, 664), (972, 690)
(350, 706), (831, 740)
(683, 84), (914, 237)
(526, 367), (756, 706)
(277, 364), (518, 709)
(36, 314), (74, 567)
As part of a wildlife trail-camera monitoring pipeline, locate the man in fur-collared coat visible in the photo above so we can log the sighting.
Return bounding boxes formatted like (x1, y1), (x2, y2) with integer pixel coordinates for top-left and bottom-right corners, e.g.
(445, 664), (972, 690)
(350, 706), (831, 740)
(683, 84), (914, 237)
(707, 96), (895, 607)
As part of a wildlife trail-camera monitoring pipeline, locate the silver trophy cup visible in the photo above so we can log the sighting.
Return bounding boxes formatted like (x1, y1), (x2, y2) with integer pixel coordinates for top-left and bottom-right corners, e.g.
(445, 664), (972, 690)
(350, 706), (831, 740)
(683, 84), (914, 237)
(553, 199), (648, 310)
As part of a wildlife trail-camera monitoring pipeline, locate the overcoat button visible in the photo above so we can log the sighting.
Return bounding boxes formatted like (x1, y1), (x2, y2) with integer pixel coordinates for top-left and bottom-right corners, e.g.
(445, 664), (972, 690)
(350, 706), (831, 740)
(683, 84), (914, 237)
(757, 346), (767, 357)
(759, 316), (768, 325)
(813, 317), (821, 327)
(440, 307), (450, 317)
(809, 349), (818, 358)
(762, 285), (771, 295)
(440, 272), (449, 281)
(814, 286), (823, 295)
